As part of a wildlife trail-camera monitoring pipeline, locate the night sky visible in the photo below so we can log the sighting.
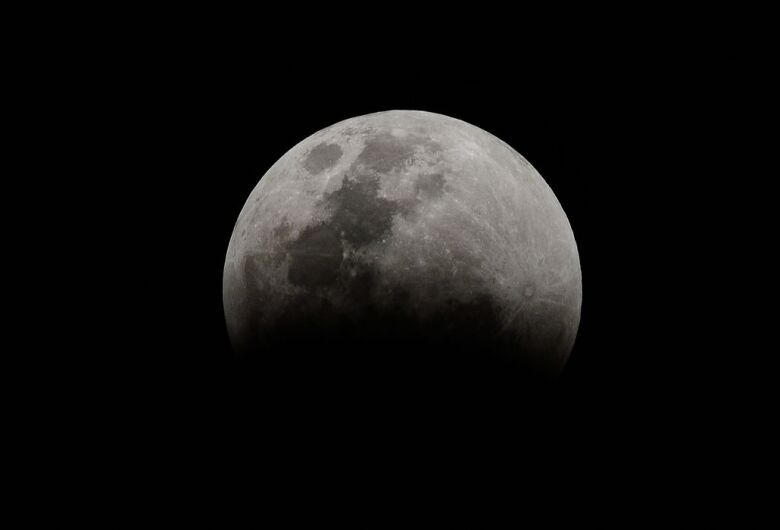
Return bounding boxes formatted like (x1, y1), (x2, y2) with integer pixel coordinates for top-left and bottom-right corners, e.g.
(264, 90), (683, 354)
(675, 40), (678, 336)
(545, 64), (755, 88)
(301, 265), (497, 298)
(97, 37), (737, 499)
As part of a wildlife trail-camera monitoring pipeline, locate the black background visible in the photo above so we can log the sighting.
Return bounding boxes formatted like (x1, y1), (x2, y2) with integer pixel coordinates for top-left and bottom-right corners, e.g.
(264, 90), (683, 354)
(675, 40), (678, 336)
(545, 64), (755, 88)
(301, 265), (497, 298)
(5, 5), (768, 520)
(128, 62), (668, 442)
(81, 29), (743, 510)
(9, 8), (768, 520)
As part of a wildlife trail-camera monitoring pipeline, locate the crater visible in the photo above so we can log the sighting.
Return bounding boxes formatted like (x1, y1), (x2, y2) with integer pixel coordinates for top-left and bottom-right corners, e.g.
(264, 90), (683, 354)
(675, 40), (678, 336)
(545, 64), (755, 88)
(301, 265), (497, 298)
(303, 142), (343, 174)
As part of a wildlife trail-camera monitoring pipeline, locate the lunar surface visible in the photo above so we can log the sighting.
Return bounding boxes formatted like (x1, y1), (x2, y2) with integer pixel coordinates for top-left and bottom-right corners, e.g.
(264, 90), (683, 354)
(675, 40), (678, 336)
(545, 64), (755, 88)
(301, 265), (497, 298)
(223, 110), (581, 383)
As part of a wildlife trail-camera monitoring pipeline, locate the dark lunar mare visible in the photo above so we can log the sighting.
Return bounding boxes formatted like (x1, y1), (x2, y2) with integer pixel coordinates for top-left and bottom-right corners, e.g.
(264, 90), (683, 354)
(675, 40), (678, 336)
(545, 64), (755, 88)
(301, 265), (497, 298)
(303, 142), (343, 174)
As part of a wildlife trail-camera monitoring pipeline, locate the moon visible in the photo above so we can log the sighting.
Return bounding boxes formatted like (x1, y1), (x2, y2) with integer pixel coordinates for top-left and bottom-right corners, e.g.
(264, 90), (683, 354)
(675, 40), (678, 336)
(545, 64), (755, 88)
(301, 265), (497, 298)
(223, 110), (581, 383)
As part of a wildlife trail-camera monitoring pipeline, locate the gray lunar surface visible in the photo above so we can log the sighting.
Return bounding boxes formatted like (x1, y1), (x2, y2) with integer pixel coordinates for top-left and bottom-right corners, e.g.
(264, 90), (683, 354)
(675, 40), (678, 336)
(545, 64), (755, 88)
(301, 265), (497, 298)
(223, 110), (581, 378)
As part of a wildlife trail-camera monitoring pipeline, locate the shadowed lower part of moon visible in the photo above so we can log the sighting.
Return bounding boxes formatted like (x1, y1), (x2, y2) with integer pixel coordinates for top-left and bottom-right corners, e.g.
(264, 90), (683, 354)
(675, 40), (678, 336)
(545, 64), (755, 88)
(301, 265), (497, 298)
(223, 110), (582, 394)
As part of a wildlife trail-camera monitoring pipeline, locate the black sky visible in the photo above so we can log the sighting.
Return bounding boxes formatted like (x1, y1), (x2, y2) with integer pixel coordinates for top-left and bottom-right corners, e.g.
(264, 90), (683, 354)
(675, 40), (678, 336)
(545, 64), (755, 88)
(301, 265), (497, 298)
(130, 64), (651, 424)
(81, 35), (744, 502)
(10, 7), (766, 520)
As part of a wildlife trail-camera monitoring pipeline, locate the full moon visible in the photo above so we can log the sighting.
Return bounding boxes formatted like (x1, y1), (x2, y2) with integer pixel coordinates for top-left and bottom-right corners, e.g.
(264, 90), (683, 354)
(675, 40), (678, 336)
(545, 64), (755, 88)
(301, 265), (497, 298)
(223, 110), (581, 384)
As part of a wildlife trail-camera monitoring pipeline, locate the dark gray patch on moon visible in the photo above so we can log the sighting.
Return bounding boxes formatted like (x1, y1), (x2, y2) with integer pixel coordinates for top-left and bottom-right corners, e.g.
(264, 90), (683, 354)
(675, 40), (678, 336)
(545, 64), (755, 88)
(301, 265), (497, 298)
(326, 172), (399, 247)
(272, 217), (292, 242)
(303, 142), (343, 174)
(237, 254), (268, 349)
(287, 224), (344, 289)
(415, 172), (446, 199)
(344, 262), (379, 308)
(285, 169), (402, 289)
(356, 132), (416, 172)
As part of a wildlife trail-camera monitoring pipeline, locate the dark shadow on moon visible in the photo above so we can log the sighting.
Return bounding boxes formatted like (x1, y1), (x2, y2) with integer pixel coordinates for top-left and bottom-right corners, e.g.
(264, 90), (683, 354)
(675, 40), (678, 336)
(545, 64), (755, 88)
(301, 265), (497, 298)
(230, 283), (564, 411)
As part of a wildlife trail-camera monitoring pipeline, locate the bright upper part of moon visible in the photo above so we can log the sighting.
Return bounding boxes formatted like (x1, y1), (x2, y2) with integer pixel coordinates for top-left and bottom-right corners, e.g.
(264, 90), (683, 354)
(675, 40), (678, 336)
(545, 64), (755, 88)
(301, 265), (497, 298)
(223, 110), (581, 378)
